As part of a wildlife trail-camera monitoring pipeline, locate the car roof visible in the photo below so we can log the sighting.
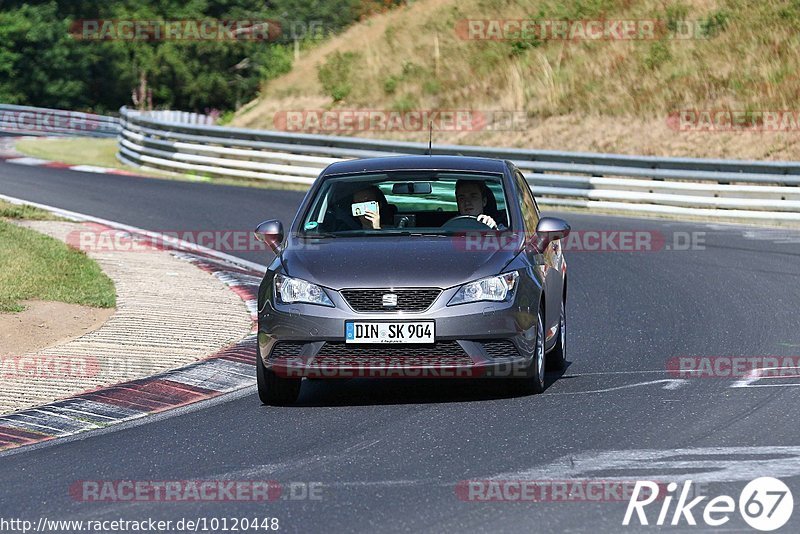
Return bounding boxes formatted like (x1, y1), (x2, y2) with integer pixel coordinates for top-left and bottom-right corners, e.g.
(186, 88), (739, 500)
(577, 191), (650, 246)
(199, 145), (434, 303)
(321, 155), (510, 176)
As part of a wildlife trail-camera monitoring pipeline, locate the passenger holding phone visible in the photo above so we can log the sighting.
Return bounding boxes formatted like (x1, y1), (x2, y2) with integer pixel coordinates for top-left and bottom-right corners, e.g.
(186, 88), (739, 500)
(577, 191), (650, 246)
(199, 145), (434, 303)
(352, 186), (384, 230)
(350, 185), (397, 230)
(317, 184), (395, 233)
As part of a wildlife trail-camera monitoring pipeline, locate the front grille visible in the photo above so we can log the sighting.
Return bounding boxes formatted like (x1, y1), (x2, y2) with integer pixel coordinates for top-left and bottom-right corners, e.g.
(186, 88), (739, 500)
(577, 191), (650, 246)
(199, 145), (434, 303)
(340, 288), (441, 313)
(311, 341), (473, 367)
(269, 341), (306, 359)
(480, 339), (520, 358)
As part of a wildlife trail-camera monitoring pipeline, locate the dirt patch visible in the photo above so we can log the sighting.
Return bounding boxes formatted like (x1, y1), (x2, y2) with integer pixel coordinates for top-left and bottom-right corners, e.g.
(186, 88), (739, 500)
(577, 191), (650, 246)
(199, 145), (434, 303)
(0, 300), (114, 357)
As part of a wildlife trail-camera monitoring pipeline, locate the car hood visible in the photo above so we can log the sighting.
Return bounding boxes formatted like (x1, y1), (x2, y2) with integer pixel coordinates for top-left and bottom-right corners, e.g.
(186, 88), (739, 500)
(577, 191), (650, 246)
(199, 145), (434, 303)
(280, 235), (521, 290)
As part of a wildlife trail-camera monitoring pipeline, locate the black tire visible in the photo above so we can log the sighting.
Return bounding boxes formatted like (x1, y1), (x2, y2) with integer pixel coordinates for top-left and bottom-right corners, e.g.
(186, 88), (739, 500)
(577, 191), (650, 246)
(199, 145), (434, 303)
(513, 305), (546, 395)
(257, 350), (301, 406)
(546, 297), (567, 371)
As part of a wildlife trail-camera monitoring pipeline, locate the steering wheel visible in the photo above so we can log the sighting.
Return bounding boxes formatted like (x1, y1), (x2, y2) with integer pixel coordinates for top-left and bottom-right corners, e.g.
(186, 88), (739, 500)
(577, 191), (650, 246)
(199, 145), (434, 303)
(441, 215), (492, 230)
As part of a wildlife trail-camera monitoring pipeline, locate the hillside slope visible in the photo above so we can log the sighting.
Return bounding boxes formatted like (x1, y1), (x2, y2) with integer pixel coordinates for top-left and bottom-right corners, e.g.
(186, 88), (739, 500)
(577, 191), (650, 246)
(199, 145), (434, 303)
(233, 0), (800, 160)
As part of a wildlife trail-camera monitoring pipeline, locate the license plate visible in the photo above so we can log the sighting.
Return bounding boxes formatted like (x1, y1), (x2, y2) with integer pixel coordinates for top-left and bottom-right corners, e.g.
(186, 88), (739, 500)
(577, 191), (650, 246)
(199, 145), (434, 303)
(345, 321), (434, 344)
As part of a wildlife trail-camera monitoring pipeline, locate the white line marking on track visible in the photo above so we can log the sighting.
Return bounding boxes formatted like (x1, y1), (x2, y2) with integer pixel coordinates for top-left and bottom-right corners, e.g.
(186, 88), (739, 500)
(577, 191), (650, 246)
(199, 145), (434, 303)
(492, 446), (800, 484)
(549, 379), (688, 395)
(7, 157), (49, 166)
(732, 366), (800, 388)
(69, 165), (115, 173)
(562, 370), (673, 377)
(42, 404), (120, 422)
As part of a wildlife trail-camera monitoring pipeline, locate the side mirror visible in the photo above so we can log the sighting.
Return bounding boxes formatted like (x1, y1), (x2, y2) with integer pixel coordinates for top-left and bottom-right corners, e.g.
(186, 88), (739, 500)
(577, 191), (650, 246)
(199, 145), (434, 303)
(534, 217), (570, 251)
(254, 219), (284, 253)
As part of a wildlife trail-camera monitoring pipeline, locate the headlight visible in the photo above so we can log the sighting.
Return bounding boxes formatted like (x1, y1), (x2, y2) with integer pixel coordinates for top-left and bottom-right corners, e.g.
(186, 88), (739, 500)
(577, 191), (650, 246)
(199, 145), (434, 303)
(275, 274), (334, 307)
(448, 272), (519, 306)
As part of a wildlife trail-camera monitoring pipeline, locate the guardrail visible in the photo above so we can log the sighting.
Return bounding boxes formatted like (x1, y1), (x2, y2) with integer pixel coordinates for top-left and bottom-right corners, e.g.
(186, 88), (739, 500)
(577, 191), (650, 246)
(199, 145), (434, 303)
(118, 106), (800, 221)
(3, 101), (798, 224)
(0, 104), (120, 138)
(140, 110), (216, 126)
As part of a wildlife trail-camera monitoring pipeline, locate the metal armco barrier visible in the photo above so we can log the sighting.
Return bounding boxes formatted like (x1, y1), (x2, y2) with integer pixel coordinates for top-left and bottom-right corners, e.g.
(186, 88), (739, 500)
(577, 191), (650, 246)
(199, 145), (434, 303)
(7, 104), (800, 221)
(118, 107), (800, 221)
(0, 104), (120, 138)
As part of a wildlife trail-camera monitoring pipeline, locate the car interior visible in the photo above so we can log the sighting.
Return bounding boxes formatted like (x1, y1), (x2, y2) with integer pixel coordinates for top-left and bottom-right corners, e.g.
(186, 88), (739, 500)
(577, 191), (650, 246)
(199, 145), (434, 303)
(305, 174), (510, 233)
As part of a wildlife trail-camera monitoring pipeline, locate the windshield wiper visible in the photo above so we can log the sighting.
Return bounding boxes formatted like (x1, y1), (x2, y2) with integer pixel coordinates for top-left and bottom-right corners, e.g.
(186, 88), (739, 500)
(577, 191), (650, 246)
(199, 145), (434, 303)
(364, 230), (450, 237)
(406, 232), (449, 237)
(300, 232), (339, 238)
(301, 230), (451, 238)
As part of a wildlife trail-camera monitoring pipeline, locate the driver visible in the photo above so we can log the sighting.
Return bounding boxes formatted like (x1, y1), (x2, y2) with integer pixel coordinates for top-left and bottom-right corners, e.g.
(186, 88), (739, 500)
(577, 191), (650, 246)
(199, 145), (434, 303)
(454, 180), (504, 230)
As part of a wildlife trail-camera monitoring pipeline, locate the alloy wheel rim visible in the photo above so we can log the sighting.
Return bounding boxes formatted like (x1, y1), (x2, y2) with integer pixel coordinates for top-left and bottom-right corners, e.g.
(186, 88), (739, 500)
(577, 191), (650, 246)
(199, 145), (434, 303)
(560, 300), (566, 354)
(537, 313), (545, 385)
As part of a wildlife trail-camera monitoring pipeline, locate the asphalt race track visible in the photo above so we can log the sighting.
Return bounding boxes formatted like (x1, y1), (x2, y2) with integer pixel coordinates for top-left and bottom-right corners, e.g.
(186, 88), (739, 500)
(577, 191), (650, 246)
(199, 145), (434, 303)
(2, 160), (800, 532)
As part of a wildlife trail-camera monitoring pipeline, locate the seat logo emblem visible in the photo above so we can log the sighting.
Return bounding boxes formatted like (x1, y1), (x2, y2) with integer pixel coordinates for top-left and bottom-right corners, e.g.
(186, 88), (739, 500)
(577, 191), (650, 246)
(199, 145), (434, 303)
(382, 294), (398, 307)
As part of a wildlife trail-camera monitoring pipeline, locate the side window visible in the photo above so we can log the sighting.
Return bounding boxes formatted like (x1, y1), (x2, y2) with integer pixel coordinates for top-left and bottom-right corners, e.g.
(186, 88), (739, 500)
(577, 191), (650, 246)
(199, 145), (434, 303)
(486, 181), (506, 212)
(514, 171), (539, 232)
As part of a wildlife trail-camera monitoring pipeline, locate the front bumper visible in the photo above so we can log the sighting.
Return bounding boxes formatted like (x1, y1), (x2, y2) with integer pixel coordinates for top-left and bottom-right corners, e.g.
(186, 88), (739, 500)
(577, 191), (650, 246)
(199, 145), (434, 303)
(258, 281), (541, 379)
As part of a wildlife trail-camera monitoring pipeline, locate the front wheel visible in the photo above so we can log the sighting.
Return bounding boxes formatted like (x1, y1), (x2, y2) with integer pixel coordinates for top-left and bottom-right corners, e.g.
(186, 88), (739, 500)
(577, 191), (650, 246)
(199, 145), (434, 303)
(513, 305), (546, 395)
(257, 351), (301, 405)
(546, 297), (567, 371)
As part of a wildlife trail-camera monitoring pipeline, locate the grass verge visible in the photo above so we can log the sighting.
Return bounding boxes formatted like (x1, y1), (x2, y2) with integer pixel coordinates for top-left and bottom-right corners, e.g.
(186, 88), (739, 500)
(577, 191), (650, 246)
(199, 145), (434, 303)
(0, 199), (63, 221)
(0, 200), (116, 313)
(15, 138), (123, 169)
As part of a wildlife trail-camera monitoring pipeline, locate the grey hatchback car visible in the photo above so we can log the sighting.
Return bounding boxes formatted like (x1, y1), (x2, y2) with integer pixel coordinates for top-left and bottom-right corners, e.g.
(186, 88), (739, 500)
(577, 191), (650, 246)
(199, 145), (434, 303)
(254, 155), (570, 405)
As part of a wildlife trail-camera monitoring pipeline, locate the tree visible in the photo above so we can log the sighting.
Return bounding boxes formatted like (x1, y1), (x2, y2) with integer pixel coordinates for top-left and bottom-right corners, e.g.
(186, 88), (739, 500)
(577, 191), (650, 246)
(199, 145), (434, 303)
(0, 0), (405, 112)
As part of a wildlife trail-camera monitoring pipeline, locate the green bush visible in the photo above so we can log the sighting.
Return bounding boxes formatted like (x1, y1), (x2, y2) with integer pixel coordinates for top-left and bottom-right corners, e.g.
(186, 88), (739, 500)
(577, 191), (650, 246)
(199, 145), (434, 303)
(701, 9), (730, 38)
(318, 51), (360, 102)
(422, 78), (441, 95)
(665, 3), (690, 33)
(391, 94), (418, 113)
(644, 41), (671, 70)
(383, 75), (400, 94)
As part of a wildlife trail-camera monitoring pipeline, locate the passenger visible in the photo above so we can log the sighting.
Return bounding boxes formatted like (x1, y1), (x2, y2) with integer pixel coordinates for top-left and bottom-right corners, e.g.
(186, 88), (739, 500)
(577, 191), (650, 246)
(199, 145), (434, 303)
(352, 185), (388, 230)
(454, 180), (504, 230)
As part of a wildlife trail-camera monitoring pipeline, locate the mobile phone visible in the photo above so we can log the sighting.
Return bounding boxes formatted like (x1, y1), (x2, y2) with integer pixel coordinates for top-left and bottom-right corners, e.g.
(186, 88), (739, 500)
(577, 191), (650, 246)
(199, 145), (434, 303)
(351, 201), (379, 217)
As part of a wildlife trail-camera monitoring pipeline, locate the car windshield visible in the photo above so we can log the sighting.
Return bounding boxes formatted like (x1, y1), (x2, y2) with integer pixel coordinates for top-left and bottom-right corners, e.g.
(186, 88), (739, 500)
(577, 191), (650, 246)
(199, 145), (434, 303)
(299, 171), (509, 236)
